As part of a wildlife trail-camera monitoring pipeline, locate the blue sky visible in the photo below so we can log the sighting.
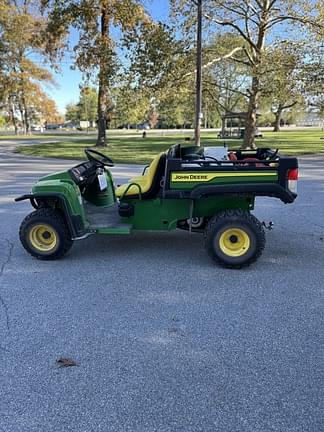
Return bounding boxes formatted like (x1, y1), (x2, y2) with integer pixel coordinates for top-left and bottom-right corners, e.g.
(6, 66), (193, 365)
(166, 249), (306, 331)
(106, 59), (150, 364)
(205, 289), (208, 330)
(47, 0), (170, 113)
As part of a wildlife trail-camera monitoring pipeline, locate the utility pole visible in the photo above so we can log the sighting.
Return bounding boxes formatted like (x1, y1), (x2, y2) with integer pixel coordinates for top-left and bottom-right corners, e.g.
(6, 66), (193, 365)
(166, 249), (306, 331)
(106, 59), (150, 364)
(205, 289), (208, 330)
(194, 0), (202, 146)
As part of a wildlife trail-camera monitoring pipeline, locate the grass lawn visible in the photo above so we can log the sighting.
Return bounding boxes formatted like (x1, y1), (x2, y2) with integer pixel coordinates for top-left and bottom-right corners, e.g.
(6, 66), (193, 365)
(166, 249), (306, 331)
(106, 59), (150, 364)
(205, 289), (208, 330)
(13, 128), (324, 164)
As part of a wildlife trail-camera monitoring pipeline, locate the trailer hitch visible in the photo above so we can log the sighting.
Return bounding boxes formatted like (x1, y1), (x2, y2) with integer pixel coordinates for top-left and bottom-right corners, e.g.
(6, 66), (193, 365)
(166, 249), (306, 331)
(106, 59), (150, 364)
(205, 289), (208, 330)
(262, 221), (274, 231)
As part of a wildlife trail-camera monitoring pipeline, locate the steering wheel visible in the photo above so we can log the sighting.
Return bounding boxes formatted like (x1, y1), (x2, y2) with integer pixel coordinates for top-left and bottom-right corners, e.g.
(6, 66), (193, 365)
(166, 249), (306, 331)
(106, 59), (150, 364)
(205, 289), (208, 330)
(267, 148), (279, 161)
(85, 148), (114, 167)
(184, 153), (201, 161)
(204, 156), (219, 162)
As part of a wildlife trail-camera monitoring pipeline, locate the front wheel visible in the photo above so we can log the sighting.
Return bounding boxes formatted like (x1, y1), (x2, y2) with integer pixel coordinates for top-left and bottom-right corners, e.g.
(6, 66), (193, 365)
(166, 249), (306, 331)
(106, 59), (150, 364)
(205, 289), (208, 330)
(19, 208), (73, 260)
(204, 209), (265, 269)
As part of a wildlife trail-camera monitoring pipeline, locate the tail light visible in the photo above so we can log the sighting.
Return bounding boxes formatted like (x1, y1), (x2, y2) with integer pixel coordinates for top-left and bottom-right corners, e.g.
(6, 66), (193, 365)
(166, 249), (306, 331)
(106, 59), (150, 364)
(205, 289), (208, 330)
(287, 168), (298, 193)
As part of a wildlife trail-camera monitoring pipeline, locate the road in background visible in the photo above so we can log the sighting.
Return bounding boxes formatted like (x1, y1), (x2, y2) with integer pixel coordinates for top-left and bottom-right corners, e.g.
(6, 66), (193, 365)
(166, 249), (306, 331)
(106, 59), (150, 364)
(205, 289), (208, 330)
(1, 125), (321, 139)
(0, 144), (323, 432)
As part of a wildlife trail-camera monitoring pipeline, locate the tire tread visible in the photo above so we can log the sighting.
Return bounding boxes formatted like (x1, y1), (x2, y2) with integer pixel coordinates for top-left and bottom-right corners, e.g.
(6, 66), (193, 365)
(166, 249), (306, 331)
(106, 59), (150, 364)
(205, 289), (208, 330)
(204, 209), (265, 269)
(19, 208), (72, 260)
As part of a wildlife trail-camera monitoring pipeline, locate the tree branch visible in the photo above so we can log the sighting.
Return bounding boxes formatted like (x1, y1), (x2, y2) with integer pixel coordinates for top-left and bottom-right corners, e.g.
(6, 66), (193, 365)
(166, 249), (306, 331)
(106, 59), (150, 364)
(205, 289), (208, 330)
(266, 15), (323, 30)
(204, 79), (249, 97)
(281, 101), (298, 110)
(243, 47), (255, 66)
(183, 46), (244, 78)
(245, 1), (259, 16)
(203, 12), (259, 52)
(231, 57), (252, 66)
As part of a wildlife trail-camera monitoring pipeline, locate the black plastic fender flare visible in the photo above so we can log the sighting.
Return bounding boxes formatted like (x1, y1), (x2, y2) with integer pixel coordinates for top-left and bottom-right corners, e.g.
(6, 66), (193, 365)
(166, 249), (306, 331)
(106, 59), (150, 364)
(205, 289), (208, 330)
(15, 193), (85, 237)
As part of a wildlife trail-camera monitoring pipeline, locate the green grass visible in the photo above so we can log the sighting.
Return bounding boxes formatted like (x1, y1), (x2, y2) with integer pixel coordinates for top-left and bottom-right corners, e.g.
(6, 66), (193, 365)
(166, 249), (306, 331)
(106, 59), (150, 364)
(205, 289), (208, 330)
(14, 129), (324, 164)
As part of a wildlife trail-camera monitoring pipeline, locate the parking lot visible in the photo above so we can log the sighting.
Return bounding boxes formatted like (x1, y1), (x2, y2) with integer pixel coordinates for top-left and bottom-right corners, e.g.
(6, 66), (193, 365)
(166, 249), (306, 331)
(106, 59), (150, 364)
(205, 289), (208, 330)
(0, 142), (323, 431)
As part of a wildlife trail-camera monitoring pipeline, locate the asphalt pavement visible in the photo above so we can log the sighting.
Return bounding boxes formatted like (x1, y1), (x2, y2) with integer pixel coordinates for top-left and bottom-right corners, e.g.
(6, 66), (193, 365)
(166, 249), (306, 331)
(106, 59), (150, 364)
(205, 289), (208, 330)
(0, 140), (323, 432)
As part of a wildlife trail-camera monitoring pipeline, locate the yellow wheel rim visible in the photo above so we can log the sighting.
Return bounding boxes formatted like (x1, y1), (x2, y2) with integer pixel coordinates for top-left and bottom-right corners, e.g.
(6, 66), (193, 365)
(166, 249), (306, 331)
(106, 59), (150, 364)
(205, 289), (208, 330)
(219, 228), (250, 257)
(29, 224), (58, 252)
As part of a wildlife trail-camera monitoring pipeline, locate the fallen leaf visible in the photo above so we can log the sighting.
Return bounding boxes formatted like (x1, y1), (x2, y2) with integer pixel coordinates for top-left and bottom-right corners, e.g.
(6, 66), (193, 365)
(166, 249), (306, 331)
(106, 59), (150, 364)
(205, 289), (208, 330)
(56, 357), (78, 368)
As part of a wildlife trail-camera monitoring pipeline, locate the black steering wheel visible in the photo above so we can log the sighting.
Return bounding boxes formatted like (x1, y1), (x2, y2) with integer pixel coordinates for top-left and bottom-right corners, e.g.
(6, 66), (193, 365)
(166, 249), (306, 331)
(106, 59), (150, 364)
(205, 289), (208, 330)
(184, 153), (201, 161)
(267, 148), (279, 161)
(85, 148), (114, 167)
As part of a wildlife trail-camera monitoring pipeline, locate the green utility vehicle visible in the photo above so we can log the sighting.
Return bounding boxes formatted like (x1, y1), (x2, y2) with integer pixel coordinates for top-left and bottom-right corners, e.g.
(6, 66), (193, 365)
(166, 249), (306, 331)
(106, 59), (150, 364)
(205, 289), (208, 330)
(15, 144), (298, 268)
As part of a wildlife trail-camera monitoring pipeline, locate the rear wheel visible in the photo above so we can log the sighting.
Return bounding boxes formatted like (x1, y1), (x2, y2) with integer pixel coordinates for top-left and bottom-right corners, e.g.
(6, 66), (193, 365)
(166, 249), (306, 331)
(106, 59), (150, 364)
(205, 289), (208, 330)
(19, 208), (73, 260)
(204, 209), (265, 268)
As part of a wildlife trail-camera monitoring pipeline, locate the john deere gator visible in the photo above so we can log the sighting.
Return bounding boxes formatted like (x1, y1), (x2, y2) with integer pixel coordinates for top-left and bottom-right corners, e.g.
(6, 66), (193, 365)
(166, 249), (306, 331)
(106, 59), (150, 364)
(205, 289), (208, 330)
(15, 144), (298, 268)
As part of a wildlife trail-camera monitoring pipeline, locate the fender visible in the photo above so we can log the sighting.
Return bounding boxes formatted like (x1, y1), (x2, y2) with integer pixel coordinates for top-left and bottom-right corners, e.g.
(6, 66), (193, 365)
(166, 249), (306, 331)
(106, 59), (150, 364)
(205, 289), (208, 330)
(15, 193), (86, 238)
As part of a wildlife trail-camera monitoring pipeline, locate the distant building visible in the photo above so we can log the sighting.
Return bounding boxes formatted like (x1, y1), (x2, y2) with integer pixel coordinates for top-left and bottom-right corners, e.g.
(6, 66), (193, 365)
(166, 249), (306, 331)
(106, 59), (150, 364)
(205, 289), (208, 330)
(45, 123), (62, 130)
(79, 120), (96, 129)
(296, 113), (323, 127)
(45, 120), (96, 130)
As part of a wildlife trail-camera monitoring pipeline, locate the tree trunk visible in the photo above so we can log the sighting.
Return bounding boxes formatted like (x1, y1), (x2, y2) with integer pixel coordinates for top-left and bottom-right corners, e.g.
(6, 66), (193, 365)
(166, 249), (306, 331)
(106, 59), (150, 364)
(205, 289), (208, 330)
(273, 107), (283, 132)
(97, 80), (108, 146)
(96, 7), (110, 147)
(242, 2), (268, 150)
(242, 76), (259, 149)
(9, 102), (18, 135)
(221, 115), (225, 138)
(273, 102), (297, 132)
(18, 102), (26, 134)
(22, 97), (30, 134)
(18, 60), (30, 135)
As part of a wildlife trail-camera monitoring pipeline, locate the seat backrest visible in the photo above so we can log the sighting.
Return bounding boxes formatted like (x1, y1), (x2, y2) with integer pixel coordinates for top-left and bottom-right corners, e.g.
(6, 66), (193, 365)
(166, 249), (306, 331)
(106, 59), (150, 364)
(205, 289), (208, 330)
(167, 144), (181, 159)
(145, 153), (164, 183)
(141, 152), (166, 199)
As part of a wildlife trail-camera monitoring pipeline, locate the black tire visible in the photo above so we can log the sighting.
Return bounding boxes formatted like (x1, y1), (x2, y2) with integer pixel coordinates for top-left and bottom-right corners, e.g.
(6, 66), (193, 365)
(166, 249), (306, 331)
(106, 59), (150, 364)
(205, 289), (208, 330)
(204, 209), (265, 269)
(19, 208), (73, 260)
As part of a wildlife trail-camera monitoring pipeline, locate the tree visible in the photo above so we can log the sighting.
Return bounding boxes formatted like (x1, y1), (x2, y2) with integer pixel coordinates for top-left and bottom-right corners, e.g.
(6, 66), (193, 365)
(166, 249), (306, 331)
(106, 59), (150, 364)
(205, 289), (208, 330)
(0, 114), (6, 128)
(42, 0), (150, 146)
(39, 96), (62, 124)
(113, 86), (150, 127)
(22, 86), (62, 125)
(79, 87), (97, 123)
(65, 103), (80, 122)
(65, 87), (97, 126)
(147, 108), (159, 129)
(300, 41), (324, 118)
(126, 22), (248, 130)
(158, 89), (195, 128)
(261, 44), (305, 131)
(0, 0), (61, 134)
(202, 34), (249, 123)
(124, 19), (196, 117)
(172, 0), (323, 148)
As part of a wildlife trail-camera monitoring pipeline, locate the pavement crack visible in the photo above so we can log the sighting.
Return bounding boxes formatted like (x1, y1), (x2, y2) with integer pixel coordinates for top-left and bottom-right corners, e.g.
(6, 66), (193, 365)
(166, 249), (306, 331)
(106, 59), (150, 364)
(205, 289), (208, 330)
(0, 239), (14, 332)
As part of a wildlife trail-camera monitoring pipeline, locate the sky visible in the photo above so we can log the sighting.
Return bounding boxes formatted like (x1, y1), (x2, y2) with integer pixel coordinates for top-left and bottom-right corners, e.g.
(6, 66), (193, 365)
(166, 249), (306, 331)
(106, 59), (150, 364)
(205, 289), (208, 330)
(47, 0), (170, 114)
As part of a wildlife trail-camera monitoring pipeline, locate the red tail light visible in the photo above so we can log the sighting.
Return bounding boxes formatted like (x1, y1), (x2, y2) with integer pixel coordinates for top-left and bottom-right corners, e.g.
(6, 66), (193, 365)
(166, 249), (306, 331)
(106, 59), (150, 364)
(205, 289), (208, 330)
(287, 168), (298, 193)
(287, 168), (298, 180)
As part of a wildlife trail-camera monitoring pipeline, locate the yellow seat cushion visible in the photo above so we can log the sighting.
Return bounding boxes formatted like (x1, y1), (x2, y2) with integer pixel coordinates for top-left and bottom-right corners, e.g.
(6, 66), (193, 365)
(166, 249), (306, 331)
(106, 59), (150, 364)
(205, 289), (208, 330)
(115, 153), (164, 198)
